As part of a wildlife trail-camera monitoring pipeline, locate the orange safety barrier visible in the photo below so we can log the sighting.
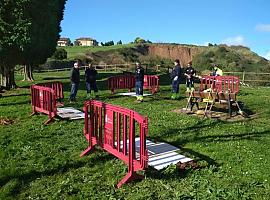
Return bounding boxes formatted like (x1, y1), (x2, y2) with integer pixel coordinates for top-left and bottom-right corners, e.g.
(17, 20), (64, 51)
(30, 85), (57, 124)
(143, 75), (159, 94)
(81, 100), (148, 188)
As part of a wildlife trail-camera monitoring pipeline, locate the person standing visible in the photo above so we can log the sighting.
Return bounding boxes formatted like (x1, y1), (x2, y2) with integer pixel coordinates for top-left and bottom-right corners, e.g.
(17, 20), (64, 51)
(85, 63), (98, 98)
(69, 61), (80, 103)
(170, 59), (182, 99)
(212, 64), (223, 76)
(135, 62), (144, 102)
(184, 61), (196, 92)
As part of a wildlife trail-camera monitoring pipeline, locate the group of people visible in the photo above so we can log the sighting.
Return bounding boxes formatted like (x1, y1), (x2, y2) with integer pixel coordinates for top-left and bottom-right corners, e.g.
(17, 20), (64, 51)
(69, 60), (223, 103)
(69, 62), (98, 103)
(170, 59), (197, 99)
(169, 59), (223, 99)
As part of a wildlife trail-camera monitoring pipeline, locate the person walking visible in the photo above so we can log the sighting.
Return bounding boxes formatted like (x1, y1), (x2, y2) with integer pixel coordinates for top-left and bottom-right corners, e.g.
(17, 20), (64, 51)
(135, 62), (144, 102)
(170, 59), (182, 99)
(85, 63), (98, 99)
(69, 61), (80, 103)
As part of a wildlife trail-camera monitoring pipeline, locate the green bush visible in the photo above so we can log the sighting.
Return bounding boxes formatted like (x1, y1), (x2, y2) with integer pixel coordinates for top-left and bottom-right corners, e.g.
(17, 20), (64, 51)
(51, 48), (68, 60)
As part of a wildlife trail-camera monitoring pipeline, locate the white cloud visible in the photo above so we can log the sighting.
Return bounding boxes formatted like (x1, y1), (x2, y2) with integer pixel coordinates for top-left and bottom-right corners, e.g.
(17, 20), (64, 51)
(255, 24), (270, 32)
(221, 35), (245, 46)
(263, 50), (270, 60)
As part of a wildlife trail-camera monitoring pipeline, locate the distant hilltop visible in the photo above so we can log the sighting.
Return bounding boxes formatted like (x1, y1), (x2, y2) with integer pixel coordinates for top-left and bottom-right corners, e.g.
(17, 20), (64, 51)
(61, 43), (270, 73)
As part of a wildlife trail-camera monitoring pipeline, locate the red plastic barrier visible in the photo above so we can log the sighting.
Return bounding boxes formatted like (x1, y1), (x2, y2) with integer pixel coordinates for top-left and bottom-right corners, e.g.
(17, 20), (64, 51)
(108, 75), (160, 94)
(143, 75), (159, 94)
(108, 75), (135, 94)
(30, 85), (57, 124)
(200, 76), (217, 91)
(37, 82), (64, 105)
(216, 76), (239, 94)
(81, 100), (148, 188)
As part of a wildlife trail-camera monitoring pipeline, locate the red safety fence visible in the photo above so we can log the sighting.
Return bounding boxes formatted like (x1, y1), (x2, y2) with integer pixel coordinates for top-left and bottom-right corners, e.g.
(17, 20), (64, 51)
(108, 75), (135, 94)
(30, 85), (57, 124)
(108, 75), (160, 94)
(199, 75), (239, 94)
(200, 76), (217, 91)
(143, 75), (159, 94)
(81, 100), (148, 188)
(215, 76), (240, 94)
(37, 81), (64, 106)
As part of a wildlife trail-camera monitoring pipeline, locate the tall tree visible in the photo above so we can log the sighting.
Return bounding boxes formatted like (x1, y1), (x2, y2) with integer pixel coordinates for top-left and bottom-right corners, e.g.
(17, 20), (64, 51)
(0, 0), (31, 88)
(22, 0), (67, 81)
(0, 0), (66, 87)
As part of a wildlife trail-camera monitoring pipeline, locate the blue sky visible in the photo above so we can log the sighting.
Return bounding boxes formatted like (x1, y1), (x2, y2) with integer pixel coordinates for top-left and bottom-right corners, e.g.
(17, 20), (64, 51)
(60, 0), (270, 60)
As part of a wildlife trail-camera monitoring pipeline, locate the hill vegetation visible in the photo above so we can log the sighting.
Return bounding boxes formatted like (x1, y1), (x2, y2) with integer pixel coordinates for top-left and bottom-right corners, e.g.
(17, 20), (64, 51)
(61, 43), (270, 73)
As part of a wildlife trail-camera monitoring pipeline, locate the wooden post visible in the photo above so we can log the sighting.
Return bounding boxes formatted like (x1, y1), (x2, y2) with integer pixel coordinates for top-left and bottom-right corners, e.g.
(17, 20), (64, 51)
(242, 71), (245, 84)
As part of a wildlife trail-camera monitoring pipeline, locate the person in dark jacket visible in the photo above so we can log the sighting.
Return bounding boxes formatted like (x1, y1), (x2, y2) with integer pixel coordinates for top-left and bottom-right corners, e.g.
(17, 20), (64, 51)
(69, 61), (80, 103)
(170, 59), (182, 99)
(184, 61), (196, 92)
(135, 62), (144, 102)
(85, 63), (98, 98)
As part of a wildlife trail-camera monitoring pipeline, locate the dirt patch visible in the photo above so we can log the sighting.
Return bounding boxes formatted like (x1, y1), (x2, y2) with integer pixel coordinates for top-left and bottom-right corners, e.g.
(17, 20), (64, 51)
(173, 108), (256, 122)
(0, 118), (15, 125)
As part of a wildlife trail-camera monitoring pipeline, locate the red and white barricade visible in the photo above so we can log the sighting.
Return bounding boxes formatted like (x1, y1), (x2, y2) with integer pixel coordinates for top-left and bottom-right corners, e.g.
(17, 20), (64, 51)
(108, 75), (135, 94)
(143, 75), (159, 94)
(30, 85), (57, 124)
(81, 100), (148, 188)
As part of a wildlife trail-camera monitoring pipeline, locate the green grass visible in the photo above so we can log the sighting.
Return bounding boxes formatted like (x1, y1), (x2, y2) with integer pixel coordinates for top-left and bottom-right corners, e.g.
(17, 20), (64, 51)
(63, 44), (137, 59)
(1, 71), (270, 199)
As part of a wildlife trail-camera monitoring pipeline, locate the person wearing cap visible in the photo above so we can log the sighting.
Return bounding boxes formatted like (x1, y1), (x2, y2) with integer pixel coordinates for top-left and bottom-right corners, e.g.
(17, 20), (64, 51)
(212, 64), (223, 76)
(170, 59), (182, 99)
(184, 61), (196, 92)
(69, 61), (80, 103)
(85, 63), (98, 99)
(135, 62), (144, 102)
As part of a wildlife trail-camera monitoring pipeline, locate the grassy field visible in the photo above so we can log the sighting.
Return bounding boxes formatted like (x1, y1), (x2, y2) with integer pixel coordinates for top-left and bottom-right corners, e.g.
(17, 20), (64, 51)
(1, 71), (270, 199)
(63, 44), (136, 59)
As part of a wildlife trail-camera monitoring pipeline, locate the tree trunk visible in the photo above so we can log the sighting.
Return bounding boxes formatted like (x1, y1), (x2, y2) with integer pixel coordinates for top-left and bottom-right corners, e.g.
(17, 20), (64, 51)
(23, 64), (34, 81)
(1, 67), (17, 89)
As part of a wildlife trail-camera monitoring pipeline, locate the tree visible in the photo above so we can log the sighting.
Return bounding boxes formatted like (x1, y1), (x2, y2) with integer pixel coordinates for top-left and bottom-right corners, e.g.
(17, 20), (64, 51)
(0, 0), (31, 88)
(117, 40), (122, 45)
(103, 41), (114, 46)
(134, 37), (146, 44)
(0, 0), (67, 87)
(51, 48), (67, 60)
(22, 0), (67, 81)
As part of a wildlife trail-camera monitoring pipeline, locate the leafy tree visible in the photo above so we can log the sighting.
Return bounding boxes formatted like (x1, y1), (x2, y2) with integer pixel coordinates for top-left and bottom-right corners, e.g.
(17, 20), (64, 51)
(134, 37), (146, 44)
(0, 0), (31, 88)
(117, 40), (122, 45)
(103, 40), (114, 46)
(74, 40), (80, 46)
(0, 0), (67, 87)
(51, 48), (67, 60)
(22, 0), (67, 81)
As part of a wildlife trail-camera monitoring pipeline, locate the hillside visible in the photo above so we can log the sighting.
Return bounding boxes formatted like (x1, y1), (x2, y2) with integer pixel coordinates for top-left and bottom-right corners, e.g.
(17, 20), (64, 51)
(63, 44), (270, 73)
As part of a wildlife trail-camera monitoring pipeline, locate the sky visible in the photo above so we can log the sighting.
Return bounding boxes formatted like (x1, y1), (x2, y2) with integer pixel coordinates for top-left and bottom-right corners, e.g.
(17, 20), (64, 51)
(60, 0), (270, 60)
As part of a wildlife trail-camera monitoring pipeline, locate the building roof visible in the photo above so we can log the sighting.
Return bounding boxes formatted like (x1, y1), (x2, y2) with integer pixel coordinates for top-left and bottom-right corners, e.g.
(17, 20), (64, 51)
(58, 37), (71, 41)
(76, 37), (96, 41)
